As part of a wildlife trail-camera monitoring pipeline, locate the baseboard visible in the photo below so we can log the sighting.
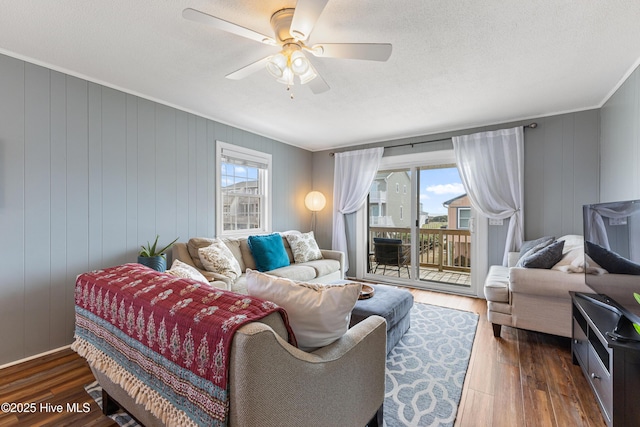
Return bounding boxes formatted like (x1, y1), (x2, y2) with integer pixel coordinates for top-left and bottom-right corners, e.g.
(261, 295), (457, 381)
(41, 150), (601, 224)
(0, 345), (72, 370)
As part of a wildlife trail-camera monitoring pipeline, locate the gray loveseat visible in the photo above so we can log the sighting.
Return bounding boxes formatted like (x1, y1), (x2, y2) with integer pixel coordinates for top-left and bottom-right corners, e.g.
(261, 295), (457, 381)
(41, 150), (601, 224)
(172, 232), (345, 294)
(485, 235), (594, 338)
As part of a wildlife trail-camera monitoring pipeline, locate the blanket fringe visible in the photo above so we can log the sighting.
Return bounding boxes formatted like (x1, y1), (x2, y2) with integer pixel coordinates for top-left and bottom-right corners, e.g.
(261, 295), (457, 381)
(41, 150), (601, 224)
(72, 337), (198, 427)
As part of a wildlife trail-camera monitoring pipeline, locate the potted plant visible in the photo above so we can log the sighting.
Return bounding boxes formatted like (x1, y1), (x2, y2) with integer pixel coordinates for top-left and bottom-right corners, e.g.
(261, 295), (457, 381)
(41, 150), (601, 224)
(138, 235), (179, 272)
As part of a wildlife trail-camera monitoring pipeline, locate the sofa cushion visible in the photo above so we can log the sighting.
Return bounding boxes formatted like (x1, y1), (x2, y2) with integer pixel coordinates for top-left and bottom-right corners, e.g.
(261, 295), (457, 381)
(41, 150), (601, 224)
(281, 234), (296, 264)
(520, 240), (565, 269)
(248, 233), (290, 272)
(267, 264), (318, 282)
(246, 270), (361, 351)
(187, 237), (216, 270)
(220, 237), (246, 272)
(302, 259), (341, 277)
(165, 259), (209, 284)
(198, 239), (243, 284)
(285, 231), (323, 263)
(239, 239), (257, 271)
(484, 265), (510, 303)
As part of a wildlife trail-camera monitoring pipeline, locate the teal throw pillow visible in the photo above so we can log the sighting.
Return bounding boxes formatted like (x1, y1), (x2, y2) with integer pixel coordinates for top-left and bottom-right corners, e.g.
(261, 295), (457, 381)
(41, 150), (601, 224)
(248, 233), (290, 272)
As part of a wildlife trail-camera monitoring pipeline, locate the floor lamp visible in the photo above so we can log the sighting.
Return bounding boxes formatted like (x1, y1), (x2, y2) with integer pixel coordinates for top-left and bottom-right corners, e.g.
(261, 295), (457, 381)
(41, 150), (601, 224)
(304, 191), (326, 234)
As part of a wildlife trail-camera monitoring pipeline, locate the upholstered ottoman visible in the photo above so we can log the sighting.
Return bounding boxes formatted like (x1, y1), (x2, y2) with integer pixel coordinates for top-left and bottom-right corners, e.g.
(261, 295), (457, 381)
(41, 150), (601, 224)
(350, 284), (414, 353)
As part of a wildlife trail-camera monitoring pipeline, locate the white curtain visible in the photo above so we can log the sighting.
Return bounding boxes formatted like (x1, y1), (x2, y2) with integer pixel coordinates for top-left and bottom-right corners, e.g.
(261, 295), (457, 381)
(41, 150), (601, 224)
(584, 201), (640, 251)
(332, 147), (384, 273)
(452, 127), (524, 266)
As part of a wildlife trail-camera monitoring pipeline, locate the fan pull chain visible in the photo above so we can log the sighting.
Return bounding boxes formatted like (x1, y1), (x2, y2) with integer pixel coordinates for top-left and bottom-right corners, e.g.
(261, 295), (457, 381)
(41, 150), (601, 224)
(287, 85), (294, 100)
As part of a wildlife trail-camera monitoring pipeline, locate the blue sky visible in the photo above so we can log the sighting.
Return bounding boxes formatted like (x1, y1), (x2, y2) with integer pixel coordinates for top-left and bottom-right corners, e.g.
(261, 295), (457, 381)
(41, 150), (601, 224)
(419, 167), (465, 216)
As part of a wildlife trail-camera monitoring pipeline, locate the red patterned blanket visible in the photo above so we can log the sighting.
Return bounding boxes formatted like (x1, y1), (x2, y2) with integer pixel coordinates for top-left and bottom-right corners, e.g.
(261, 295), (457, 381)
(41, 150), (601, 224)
(72, 263), (295, 426)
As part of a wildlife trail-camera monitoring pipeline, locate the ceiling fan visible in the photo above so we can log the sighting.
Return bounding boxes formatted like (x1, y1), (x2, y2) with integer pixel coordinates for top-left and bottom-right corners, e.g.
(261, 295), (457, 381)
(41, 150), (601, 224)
(182, 0), (392, 95)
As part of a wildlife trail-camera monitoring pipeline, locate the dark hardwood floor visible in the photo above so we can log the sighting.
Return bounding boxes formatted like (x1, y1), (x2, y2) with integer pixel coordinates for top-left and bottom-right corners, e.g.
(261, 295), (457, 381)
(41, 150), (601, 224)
(0, 289), (606, 427)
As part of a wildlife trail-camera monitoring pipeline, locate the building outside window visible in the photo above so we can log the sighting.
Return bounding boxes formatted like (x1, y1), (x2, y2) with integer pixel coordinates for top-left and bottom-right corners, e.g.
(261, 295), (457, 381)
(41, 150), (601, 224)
(216, 141), (272, 236)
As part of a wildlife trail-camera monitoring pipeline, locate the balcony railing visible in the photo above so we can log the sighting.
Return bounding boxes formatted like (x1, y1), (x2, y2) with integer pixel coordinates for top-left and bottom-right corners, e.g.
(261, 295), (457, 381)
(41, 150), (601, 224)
(369, 226), (471, 273)
(369, 216), (395, 226)
(369, 190), (387, 203)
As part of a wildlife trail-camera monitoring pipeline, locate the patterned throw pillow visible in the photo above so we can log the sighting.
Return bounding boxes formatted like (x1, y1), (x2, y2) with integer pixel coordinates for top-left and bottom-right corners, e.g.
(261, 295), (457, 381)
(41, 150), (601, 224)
(198, 239), (243, 284)
(165, 259), (209, 284)
(285, 231), (323, 263)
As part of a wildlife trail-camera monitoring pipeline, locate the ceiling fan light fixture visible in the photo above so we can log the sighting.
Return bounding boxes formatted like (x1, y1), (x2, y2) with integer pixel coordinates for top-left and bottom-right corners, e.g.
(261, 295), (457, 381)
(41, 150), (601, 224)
(276, 67), (295, 85)
(266, 53), (287, 78)
(184, 4), (392, 95)
(298, 66), (317, 85)
(290, 50), (310, 75)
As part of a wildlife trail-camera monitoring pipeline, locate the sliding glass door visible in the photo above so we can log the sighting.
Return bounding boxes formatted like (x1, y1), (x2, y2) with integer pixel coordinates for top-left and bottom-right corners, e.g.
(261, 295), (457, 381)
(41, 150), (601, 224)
(363, 151), (476, 294)
(414, 166), (471, 288)
(368, 168), (413, 279)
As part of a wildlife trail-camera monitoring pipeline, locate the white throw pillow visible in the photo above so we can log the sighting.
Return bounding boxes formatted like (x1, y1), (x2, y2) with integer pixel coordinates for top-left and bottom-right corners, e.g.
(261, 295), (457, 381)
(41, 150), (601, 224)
(165, 259), (209, 284)
(245, 269), (361, 351)
(198, 239), (242, 284)
(285, 231), (323, 263)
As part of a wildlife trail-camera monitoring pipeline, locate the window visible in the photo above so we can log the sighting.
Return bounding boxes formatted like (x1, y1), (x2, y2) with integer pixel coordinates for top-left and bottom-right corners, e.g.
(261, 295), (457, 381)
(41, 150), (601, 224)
(400, 206), (404, 220)
(396, 183), (400, 193)
(403, 185), (407, 194)
(216, 141), (272, 236)
(457, 208), (471, 229)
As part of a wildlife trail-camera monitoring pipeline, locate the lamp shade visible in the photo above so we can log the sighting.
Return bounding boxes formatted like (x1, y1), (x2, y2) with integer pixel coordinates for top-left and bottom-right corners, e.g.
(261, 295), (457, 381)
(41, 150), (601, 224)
(305, 191), (326, 212)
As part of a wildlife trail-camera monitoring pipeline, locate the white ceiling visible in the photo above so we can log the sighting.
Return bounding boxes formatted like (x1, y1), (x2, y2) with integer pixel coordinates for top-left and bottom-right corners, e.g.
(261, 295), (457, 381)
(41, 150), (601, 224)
(2, 1), (640, 151)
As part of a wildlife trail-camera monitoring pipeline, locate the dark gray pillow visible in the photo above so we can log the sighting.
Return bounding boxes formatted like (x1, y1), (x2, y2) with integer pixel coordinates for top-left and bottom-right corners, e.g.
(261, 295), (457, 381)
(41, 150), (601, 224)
(521, 240), (565, 269)
(585, 241), (640, 275)
(519, 236), (555, 260)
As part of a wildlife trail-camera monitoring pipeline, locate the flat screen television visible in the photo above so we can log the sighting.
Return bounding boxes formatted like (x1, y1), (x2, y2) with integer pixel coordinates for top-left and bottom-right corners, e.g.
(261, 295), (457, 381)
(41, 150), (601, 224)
(583, 199), (640, 341)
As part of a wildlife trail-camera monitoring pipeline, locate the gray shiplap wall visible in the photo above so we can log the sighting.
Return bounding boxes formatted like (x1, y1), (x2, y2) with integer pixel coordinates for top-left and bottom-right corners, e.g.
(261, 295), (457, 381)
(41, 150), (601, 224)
(0, 54), (312, 365)
(312, 110), (600, 276)
(600, 64), (640, 201)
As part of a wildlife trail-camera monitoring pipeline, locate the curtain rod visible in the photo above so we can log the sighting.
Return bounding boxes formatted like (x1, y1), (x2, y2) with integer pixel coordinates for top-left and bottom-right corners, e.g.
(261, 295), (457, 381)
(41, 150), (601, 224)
(329, 122), (538, 156)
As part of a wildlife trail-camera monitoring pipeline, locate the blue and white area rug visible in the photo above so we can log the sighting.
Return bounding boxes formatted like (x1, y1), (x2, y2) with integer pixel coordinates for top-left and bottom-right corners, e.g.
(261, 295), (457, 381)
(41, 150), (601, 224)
(85, 302), (477, 427)
(84, 381), (139, 427)
(384, 302), (478, 427)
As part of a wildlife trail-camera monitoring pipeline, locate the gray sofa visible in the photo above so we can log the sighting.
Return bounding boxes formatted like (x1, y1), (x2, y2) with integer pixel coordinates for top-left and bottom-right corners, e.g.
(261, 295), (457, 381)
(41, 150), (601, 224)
(84, 291), (386, 427)
(485, 243), (593, 338)
(172, 233), (345, 294)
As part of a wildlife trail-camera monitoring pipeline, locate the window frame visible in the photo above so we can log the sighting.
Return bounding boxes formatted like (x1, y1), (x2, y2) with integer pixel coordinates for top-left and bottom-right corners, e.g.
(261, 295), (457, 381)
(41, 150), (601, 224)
(216, 141), (272, 237)
(457, 207), (471, 229)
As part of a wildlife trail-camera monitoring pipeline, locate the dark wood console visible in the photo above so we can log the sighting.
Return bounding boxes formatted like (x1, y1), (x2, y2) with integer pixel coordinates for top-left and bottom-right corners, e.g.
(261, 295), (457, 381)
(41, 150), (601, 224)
(571, 292), (640, 427)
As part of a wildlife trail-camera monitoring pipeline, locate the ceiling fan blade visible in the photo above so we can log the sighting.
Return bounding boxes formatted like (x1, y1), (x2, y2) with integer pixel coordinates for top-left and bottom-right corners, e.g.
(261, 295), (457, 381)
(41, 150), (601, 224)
(226, 56), (271, 80)
(183, 8), (276, 45)
(309, 43), (392, 61)
(289, 0), (330, 41)
(306, 66), (330, 94)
